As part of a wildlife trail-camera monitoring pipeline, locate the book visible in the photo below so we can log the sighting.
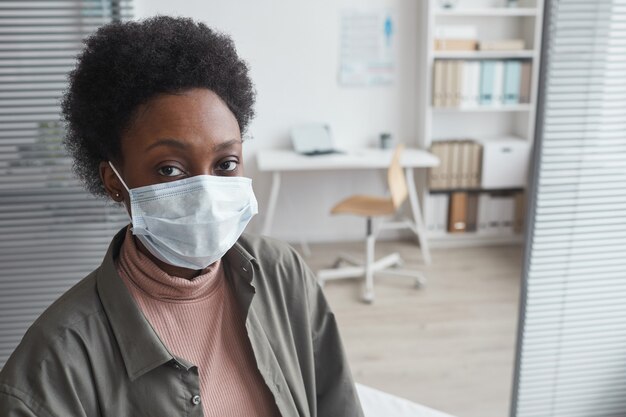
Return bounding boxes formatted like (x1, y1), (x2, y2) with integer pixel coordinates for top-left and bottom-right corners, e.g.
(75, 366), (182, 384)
(448, 192), (468, 233)
(503, 60), (522, 104)
(478, 39), (525, 51)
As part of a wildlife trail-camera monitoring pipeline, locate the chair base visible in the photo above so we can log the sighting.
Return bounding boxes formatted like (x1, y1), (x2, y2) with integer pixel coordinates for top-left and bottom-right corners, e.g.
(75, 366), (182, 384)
(317, 252), (426, 303)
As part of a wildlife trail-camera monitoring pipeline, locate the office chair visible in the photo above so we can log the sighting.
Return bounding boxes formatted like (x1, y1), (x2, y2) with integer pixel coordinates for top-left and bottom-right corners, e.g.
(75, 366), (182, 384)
(317, 144), (426, 303)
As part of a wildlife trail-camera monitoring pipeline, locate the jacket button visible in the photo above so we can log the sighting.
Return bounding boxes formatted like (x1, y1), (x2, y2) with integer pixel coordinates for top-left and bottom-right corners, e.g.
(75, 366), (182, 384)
(191, 395), (201, 405)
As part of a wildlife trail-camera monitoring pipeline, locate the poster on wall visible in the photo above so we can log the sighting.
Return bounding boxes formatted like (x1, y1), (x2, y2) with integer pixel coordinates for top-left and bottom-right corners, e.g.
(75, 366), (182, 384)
(339, 8), (395, 86)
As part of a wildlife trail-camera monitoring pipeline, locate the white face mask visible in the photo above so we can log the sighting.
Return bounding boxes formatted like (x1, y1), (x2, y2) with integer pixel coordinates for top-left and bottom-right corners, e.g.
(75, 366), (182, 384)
(109, 162), (258, 270)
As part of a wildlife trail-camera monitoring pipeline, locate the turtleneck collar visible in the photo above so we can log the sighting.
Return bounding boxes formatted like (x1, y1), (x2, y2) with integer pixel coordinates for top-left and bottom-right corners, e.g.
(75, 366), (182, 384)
(116, 226), (223, 302)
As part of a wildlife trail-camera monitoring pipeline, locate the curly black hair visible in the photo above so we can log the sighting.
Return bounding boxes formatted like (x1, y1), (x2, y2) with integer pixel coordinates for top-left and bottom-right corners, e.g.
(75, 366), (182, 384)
(61, 16), (256, 196)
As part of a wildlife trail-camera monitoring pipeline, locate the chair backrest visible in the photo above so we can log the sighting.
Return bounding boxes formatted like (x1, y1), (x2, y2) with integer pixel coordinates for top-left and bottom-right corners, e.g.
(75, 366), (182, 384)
(387, 144), (408, 209)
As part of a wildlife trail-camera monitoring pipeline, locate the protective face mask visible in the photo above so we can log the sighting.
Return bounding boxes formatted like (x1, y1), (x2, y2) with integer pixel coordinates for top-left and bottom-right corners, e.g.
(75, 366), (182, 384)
(109, 162), (258, 270)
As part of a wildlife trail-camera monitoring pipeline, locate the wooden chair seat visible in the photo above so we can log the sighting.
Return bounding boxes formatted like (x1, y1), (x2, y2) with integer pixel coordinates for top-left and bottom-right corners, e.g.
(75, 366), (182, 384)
(318, 144), (425, 303)
(331, 195), (396, 217)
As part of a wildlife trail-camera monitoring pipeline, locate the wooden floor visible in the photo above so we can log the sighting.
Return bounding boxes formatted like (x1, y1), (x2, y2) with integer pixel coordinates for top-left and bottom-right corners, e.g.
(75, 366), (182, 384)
(299, 239), (524, 417)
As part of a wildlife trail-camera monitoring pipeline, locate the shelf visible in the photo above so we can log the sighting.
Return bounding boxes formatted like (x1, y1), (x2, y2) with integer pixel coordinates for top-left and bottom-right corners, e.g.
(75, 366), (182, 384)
(435, 8), (538, 17)
(433, 50), (535, 59)
(432, 104), (532, 112)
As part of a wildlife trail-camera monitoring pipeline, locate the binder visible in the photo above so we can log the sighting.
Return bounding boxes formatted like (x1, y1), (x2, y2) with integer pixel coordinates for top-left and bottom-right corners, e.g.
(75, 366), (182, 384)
(472, 141), (483, 188)
(455, 61), (464, 107)
(477, 193), (490, 232)
(428, 142), (443, 189)
(466, 193), (479, 232)
(520, 61), (532, 103)
(470, 61), (481, 107)
(449, 140), (460, 188)
(487, 194), (502, 233)
(448, 192), (468, 233)
(438, 193), (451, 232)
(439, 141), (451, 189)
(492, 60), (504, 105)
(433, 60), (443, 107)
(514, 191), (525, 234)
(459, 140), (471, 188)
(426, 193), (437, 232)
(449, 61), (458, 107)
(479, 61), (496, 105)
(460, 61), (472, 107)
(500, 195), (516, 234)
(443, 61), (454, 107)
(503, 60), (521, 104)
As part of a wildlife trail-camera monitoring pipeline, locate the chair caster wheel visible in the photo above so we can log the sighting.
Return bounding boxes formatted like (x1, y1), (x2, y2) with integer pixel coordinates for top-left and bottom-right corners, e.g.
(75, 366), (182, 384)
(415, 274), (426, 288)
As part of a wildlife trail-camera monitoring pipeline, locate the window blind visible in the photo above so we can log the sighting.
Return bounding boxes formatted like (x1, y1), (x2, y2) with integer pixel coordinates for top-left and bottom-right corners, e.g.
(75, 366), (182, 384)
(512, 0), (626, 416)
(0, 0), (132, 369)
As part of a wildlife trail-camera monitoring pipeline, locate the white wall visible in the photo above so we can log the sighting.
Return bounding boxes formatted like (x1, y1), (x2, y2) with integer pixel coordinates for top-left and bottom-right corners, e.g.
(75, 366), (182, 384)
(134, 0), (421, 242)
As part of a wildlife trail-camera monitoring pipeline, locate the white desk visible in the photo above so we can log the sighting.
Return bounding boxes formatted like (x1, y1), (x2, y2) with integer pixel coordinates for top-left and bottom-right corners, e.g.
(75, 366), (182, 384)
(257, 148), (440, 264)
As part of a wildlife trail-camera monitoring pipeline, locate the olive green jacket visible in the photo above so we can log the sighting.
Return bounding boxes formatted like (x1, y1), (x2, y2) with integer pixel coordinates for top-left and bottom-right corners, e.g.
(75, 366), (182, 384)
(0, 228), (364, 417)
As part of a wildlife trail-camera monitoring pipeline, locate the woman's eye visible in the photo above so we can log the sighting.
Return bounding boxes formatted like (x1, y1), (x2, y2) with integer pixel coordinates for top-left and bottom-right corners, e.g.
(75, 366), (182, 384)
(157, 166), (183, 177)
(218, 160), (238, 172)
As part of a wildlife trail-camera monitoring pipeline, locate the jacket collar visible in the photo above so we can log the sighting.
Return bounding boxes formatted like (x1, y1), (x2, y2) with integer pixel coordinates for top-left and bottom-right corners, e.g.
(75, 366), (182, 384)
(96, 227), (258, 381)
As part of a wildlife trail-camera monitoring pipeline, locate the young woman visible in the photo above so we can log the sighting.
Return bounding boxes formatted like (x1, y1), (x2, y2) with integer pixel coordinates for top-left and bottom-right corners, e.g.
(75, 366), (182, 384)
(0, 16), (363, 417)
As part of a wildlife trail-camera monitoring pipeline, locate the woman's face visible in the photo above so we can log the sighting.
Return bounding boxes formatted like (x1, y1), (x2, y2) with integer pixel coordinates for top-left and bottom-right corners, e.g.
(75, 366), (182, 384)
(99, 87), (243, 276)
(101, 87), (243, 197)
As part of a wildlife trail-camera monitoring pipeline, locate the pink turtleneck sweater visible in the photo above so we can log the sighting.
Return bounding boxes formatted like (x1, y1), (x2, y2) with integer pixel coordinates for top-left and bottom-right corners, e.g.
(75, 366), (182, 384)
(115, 227), (280, 417)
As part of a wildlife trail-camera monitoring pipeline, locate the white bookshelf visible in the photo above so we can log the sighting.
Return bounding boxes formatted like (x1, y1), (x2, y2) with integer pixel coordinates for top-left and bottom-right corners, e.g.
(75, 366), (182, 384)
(418, 0), (544, 247)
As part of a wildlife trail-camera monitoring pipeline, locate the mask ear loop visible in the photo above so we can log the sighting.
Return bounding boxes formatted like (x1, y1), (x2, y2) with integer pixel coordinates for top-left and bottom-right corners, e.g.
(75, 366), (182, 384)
(108, 161), (130, 193)
(108, 162), (132, 222)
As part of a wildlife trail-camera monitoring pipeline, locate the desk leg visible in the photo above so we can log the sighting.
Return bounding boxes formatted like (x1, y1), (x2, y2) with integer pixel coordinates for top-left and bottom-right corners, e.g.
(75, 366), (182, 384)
(262, 171), (281, 236)
(405, 167), (432, 265)
(261, 171), (312, 257)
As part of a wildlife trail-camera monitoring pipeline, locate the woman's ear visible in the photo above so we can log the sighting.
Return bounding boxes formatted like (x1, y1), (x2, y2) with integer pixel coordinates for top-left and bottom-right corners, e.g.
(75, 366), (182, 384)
(99, 161), (125, 202)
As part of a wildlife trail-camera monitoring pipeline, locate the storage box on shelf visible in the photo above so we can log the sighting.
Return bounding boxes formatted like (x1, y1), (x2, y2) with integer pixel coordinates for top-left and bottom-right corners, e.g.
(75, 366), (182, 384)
(418, 0), (543, 246)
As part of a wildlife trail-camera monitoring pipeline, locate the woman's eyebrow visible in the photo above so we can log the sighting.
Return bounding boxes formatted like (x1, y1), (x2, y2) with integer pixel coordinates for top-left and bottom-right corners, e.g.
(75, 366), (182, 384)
(145, 138), (188, 152)
(213, 138), (243, 152)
